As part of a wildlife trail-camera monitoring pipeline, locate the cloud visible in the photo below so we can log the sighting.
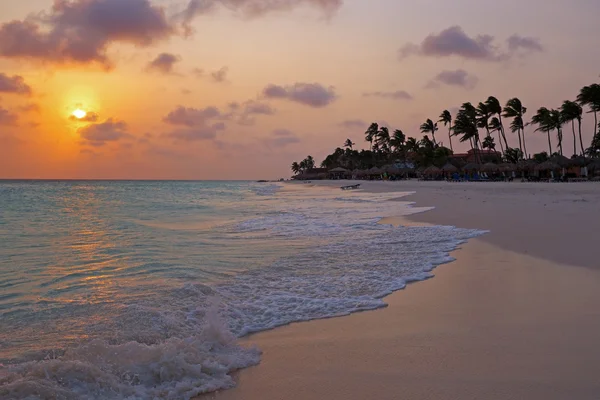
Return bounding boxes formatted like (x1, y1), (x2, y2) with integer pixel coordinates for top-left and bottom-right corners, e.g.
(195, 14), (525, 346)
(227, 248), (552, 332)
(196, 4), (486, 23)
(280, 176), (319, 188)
(339, 119), (367, 129)
(263, 82), (337, 108)
(211, 66), (229, 83)
(426, 69), (478, 90)
(69, 111), (100, 122)
(0, 0), (174, 68)
(399, 26), (543, 62)
(363, 90), (413, 101)
(163, 106), (222, 127)
(78, 118), (131, 145)
(0, 73), (32, 95)
(163, 105), (226, 142)
(181, 89), (192, 95)
(269, 128), (300, 147)
(18, 102), (40, 113)
(146, 53), (181, 74)
(507, 34), (543, 53)
(177, 0), (342, 30)
(191, 68), (204, 78)
(0, 107), (18, 125)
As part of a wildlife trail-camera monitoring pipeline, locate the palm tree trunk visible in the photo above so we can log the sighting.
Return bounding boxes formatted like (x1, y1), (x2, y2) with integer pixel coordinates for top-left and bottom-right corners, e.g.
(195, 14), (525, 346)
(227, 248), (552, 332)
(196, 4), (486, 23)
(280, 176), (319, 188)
(547, 130), (552, 155)
(499, 116), (509, 149)
(521, 127), (528, 159)
(594, 111), (598, 148)
(578, 119), (584, 157)
(497, 131), (504, 153)
(448, 127), (453, 151)
(431, 133), (437, 146)
(516, 129), (523, 154)
(571, 120), (577, 157)
(557, 128), (563, 156)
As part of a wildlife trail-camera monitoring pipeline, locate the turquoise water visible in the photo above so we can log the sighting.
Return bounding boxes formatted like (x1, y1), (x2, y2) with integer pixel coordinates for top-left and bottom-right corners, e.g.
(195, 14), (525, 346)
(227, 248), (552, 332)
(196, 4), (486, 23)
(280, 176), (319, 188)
(0, 181), (483, 399)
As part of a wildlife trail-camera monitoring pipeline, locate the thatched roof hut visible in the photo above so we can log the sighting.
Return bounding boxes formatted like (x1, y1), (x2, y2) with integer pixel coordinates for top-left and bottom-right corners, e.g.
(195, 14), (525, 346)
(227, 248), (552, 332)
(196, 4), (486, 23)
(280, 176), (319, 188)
(463, 163), (481, 172)
(499, 163), (517, 172)
(517, 159), (537, 171)
(587, 159), (600, 173)
(423, 165), (441, 175)
(550, 154), (571, 168)
(481, 162), (500, 173)
(441, 163), (458, 173)
(569, 156), (588, 167)
(329, 167), (349, 173)
(534, 161), (561, 172)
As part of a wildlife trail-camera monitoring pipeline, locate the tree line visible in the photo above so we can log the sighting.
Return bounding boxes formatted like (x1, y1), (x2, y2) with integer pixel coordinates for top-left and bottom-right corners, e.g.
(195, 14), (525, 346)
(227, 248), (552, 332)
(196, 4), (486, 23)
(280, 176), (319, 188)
(291, 84), (600, 173)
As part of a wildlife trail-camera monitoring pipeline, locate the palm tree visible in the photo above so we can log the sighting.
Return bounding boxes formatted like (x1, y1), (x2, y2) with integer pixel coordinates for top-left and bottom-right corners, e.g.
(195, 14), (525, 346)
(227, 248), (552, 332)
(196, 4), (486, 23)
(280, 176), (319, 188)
(531, 107), (553, 155)
(303, 155), (315, 170)
(376, 126), (391, 153)
(577, 84), (600, 148)
(364, 123), (379, 151)
(438, 110), (453, 151)
(482, 136), (496, 150)
(488, 117), (504, 153)
(390, 129), (406, 153)
(419, 119), (438, 146)
(486, 96), (510, 150)
(476, 102), (493, 138)
(291, 161), (301, 175)
(453, 102), (481, 162)
(548, 109), (564, 156)
(405, 137), (420, 154)
(503, 98), (528, 157)
(560, 100), (584, 156)
(343, 138), (355, 150)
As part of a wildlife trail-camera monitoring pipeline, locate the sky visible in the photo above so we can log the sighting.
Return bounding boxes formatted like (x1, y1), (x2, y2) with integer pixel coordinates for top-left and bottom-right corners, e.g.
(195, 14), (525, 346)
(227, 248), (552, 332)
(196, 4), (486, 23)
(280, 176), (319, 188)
(0, 0), (599, 180)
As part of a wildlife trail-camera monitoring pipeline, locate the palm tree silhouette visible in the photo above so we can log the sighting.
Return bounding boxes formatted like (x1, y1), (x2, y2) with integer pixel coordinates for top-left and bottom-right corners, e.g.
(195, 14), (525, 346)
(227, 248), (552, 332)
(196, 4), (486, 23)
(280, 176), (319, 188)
(420, 119), (438, 146)
(548, 109), (564, 156)
(486, 96), (510, 150)
(531, 107), (553, 155)
(503, 98), (528, 157)
(453, 103), (481, 162)
(343, 138), (355, 150)
(438, 110), (453, 151)
(364, 123), (379, 151)
(560, 100), (584, 156)
(488, 117), (504, 153)
(577, 84), (600, 149)
(291, 161), (301, 175)
(376, 126), (391, 154)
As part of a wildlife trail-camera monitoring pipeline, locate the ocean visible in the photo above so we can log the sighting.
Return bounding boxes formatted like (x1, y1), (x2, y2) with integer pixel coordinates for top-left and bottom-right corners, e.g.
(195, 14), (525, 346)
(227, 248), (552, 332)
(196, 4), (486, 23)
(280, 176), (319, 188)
(0, 181), (483, 399)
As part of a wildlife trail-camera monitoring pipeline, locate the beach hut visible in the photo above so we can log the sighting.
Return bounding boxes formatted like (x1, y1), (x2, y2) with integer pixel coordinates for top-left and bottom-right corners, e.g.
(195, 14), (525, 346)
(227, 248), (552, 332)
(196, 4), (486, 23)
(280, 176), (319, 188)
(499, 163), (517, 173)
(550, 154), (572, 168)
(423, 165), (441, 180)
(462, 163), (481, 172)
(481, 162), (500, 173)
(441, 163), (458, 174)
(329, 167), (349, 180)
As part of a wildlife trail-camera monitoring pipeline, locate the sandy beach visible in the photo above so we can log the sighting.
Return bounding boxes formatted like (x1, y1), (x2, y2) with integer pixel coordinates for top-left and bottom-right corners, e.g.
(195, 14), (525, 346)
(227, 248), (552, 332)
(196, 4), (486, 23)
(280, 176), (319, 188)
(205, 180), (600, 400)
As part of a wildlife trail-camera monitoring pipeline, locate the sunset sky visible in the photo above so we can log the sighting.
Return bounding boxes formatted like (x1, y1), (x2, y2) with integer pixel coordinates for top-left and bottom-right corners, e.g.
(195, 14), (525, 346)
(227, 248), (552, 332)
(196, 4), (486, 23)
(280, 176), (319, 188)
(1, 0), (599, 179)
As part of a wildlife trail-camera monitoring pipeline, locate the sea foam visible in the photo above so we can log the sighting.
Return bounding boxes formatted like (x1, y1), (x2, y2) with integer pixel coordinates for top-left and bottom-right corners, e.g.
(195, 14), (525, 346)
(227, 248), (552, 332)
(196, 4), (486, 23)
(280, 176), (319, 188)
(0, 183), (485, 399)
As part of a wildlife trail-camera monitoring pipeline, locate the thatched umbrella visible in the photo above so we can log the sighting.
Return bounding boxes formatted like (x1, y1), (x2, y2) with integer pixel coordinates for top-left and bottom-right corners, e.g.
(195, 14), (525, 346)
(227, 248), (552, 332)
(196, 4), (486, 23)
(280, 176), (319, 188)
(587, 159), (600, 173)
(517, 159), (537, 172)
(368, 167), (383, 175)
(329, 167), (348, 173)
(499, 163), (517, 173)
(423, 165), (441, 175)
(534, 161), (561, 172)
(481, 162), (500, 173)
(550, 154), (571, 168)
(463, 163), (481, 172)
(441, 163), (458, 173)
(569, 156), (588, 167)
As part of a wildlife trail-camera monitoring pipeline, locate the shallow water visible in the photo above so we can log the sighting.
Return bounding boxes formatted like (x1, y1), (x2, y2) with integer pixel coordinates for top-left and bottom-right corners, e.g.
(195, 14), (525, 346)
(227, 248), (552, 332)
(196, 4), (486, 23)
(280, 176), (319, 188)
(0, 181), (484, 399)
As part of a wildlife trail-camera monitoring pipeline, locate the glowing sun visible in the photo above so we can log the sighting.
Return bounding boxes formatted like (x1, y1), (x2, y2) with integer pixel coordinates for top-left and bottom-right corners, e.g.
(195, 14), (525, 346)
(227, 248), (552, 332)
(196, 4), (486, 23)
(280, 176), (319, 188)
(72, 109), (87, 119)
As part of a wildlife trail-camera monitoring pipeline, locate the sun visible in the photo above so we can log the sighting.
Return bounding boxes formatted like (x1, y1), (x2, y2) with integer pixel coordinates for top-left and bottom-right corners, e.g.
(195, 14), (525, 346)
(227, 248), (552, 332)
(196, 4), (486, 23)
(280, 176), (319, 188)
(72, 109), (87, 119)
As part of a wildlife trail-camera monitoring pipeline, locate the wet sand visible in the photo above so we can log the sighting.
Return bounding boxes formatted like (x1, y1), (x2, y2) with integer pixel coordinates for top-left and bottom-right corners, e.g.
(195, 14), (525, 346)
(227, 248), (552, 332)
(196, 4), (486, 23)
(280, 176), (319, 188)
(205, 180), (600, 400)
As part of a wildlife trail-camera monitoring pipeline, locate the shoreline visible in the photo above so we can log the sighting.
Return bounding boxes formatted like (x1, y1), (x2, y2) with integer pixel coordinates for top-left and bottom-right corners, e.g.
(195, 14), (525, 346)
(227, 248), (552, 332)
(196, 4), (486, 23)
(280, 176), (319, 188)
(205, 180), (600, 400)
